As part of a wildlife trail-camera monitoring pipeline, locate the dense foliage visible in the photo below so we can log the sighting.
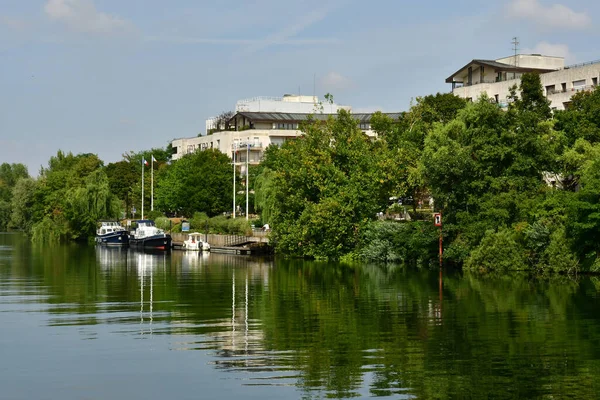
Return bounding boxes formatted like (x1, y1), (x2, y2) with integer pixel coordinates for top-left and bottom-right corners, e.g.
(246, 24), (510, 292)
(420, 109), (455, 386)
(251, 76), (600, 272)
(8, 73), (600, 273)
(255, 110), (394, 259)
(155, 149), (233, 217)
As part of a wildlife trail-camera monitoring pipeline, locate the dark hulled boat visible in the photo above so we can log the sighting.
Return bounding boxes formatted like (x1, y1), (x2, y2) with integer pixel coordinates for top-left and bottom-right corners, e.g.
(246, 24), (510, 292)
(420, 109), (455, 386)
(95, 221), (129, 246)
(129, 220), (172, 251)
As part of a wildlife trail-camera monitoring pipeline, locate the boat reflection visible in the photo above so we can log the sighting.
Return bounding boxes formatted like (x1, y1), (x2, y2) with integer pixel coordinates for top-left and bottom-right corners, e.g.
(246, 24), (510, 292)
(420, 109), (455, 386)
(95, 245), (129, 269)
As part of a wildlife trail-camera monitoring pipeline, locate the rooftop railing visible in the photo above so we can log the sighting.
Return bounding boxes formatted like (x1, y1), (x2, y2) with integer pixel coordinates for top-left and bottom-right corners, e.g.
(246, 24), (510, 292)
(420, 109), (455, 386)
(236, 96), (284, 105)
(564, 59), (600, 69)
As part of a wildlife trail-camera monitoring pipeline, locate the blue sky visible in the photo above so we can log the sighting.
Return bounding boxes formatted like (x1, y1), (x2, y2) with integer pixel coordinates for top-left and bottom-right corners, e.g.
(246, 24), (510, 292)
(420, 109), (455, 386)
(1, 0), (599, 175)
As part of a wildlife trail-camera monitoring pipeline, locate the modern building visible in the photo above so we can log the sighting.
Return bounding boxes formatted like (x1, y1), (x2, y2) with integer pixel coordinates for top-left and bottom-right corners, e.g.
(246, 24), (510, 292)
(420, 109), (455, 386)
(172, 95), (400, 165)
(446, 54), (600, 110)
(205, 94), (351, 134)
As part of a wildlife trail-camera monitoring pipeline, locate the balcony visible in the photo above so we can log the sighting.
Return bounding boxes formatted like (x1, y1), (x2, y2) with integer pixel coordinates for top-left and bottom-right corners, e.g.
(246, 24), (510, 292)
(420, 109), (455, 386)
(232, 142), (264, 151)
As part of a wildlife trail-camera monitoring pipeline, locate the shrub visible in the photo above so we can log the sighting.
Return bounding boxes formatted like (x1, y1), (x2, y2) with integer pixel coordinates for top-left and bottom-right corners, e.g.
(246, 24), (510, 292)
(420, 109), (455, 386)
(359, 221), (438, 266)
(190, 212), (210, 231)
(155, 217), (171, 231)
(145, 210), (163, 221)
(465, 228), (527, 272)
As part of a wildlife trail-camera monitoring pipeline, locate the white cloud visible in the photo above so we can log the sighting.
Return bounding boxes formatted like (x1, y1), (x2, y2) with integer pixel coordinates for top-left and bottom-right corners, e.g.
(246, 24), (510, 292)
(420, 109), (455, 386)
(526, 41), (575, 63)
(508, 0), (591, 30)
(320, 72), (353, 91)
(44, 0), (133, 35)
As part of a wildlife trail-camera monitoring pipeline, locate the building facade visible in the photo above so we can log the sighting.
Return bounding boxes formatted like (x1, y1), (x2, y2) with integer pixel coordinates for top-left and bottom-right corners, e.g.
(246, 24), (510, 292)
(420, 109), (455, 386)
(173, 95), (399, 165)
(447, 54), (600, 110)
(205, 94), (352, 134)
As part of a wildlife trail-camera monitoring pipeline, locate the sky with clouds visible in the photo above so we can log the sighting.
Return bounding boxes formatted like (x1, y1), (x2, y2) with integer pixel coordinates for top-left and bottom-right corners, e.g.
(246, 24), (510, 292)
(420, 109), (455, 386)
(1, 0), (599, 174)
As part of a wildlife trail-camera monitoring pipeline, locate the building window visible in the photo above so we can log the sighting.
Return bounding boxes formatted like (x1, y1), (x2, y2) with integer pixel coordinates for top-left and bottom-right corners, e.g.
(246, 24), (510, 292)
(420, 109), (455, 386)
(593, 77), (598, 87)
(480, 66), (484, 83)
(494, 94), (499, 103)
(217, 139), (220, 149)
(561, 82), (567, 92)
(545, 85), (556, 95)
(573, 79), (586, 91)
(359, 123), (370, 130)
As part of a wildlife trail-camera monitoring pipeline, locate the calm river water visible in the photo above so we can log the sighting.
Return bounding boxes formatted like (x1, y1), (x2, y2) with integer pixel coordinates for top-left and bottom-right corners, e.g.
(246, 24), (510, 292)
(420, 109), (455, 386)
(1, 233), (600, 399)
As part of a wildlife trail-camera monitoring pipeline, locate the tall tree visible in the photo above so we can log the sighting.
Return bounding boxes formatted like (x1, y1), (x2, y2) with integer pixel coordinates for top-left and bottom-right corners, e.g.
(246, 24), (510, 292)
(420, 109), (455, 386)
(155, 149), (233, 217)
(257, 110), (390, 259)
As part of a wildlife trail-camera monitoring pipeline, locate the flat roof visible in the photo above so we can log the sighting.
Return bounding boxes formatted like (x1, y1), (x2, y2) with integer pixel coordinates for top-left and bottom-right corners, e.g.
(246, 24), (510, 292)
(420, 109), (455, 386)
(232, 111), (402, 123)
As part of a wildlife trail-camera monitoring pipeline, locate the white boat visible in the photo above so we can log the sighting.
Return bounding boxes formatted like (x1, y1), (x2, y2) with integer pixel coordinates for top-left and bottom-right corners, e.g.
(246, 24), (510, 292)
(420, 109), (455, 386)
(182, 232), (211, 252)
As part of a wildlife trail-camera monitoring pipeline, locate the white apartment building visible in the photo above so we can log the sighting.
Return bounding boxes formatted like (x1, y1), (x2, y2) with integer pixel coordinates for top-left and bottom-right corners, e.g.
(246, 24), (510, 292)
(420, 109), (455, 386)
(447, 54), (600, 110)
(173, 95), (399, 167)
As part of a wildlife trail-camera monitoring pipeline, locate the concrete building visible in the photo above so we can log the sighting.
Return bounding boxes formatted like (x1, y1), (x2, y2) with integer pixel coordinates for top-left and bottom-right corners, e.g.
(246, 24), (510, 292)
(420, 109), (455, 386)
(446, 54), (600, 110)
(172, 95), (399, 165)
(205, 94), (351, 134)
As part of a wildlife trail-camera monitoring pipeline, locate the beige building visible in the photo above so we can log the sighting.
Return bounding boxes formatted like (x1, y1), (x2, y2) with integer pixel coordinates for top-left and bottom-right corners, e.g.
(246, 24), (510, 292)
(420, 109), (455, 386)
(447, 54), (600, 110)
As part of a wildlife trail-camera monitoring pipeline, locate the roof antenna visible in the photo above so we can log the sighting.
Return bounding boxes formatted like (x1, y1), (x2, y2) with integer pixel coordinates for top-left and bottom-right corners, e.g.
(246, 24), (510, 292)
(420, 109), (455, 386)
(512, 37), (519, 67)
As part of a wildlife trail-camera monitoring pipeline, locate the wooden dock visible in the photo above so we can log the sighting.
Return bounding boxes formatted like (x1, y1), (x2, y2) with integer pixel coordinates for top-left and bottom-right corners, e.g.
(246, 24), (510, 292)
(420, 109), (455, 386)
(210, 246), (253, 255)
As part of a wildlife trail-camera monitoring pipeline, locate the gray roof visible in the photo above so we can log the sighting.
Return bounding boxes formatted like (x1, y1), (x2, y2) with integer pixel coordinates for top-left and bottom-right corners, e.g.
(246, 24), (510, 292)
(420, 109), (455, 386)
(445, 59), (556, 83)
(232, 111), (402, 124)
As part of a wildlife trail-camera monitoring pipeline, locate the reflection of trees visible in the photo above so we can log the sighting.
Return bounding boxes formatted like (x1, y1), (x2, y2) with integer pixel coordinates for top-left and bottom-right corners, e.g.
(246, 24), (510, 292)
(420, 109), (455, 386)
(253, 262), (600, 399)
(4, 238), (600, 399)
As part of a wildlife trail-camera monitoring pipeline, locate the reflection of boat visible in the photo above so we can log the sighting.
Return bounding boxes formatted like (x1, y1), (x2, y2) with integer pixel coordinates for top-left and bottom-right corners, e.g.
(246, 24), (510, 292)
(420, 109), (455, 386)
(95, 221), (129, 246)
(129, 220), (172, 251)
(95, 245), (129, 269)
(182, 232), (211, 252)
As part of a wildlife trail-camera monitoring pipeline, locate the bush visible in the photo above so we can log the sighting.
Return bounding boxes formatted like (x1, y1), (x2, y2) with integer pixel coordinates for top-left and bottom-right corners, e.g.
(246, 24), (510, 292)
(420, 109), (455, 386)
(145, 210), (163, 221)
(465, 228), (527, 272)
(190, 212), (209, 231)
(359, 221), (439, 266)
(155, 216), (171, 231)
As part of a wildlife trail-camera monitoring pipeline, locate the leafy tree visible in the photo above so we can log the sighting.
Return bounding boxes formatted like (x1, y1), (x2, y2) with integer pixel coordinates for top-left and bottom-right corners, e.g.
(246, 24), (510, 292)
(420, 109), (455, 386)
(30, 151), (119, 242)
(10, 177), (37, 232)
(257, 110), (390, 259)
(155, 149), (233, 217)
(0, 163), (29, 230)
(513, 73), (552, 120)
(105, 161), (138, 214)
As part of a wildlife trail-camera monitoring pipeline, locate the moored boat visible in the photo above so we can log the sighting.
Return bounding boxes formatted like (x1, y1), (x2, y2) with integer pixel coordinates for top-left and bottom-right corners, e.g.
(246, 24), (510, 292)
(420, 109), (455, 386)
(129, 220), (172, 251)
(95, 221), (129, 246)
(182, 232), (211, 252)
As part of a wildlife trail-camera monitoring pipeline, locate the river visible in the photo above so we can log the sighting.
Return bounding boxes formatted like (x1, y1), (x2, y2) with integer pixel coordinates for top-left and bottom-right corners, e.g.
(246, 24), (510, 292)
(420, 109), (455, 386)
(1, 233), (599, 399)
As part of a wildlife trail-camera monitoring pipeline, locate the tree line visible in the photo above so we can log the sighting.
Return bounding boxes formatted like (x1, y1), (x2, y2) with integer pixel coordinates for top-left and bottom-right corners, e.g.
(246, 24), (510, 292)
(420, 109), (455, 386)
(254, 74), (600, 273)
(4, 73), (600, 272)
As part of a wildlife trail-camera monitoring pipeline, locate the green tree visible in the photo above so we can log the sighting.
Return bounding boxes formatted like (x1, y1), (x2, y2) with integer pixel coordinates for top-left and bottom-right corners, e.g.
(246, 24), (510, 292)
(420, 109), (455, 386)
(258, 110), (390, 259)
(0, 163), (29, 230)
(155, 149), (233, 217)
(10, 177), (37, 232)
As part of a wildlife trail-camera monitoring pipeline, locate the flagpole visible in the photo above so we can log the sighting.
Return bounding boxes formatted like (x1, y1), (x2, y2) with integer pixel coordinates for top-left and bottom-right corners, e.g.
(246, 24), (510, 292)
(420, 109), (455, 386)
(246, 143), (249, 221)
(141, 158), (145, 220)
(151, 156), (154, 211)
(233, 145), (236, 219)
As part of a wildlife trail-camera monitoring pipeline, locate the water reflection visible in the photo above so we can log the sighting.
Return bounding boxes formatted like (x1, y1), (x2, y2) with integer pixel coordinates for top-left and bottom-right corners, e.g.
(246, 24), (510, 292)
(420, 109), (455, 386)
(2, 233), (600, 399)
